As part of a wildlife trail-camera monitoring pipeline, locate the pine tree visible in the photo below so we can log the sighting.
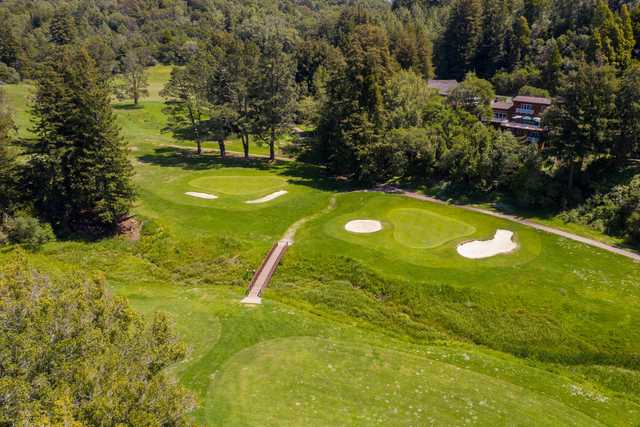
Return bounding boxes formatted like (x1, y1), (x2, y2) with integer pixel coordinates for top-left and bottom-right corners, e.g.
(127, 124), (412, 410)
(29, 46), (135, 235)
(436, 0), (483, 80)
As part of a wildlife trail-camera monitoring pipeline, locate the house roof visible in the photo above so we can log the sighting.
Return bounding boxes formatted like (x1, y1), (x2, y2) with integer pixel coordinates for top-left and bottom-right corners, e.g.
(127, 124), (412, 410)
(427, 80), (459, 96)
(513, 95), (552, 105)
(491, 99), (513, 110)
(501, 121), (545, 132)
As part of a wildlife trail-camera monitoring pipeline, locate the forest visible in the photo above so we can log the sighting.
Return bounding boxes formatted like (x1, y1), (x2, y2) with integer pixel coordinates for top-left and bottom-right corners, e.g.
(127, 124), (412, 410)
(1, 0), (640, 424)
(1, 0), (639, 243)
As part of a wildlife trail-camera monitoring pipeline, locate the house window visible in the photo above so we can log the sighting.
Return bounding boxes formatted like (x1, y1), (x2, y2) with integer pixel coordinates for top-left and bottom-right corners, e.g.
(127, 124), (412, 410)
(493, 112), (507, 120)
(516, 103), (534, 114)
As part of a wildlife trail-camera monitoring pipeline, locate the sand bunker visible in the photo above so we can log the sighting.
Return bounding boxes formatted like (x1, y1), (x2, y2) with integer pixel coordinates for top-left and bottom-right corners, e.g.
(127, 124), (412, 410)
(457, 229), (517, 259)
(245, 190), (288, 204)
(185, 192), (218, 200)
(345, 220), (383, 234)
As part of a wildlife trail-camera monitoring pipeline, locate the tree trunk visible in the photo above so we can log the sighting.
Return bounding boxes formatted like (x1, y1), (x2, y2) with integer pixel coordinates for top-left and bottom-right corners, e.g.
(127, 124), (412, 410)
(269, 127), (276, 161)
(134, 93), (139, 105)
(196, 139), (202, 155)
(242, 133), (249, 159)
(218, 138), (226, 158)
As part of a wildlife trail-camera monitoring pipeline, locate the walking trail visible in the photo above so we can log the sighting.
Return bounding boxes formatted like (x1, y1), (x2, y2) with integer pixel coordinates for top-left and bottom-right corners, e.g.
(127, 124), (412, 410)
(241, 195), (337, 305)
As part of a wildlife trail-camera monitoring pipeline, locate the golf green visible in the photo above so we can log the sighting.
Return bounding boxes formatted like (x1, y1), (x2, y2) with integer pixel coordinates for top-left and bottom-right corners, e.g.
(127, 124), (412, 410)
(189, 175), (288, 196)
(389, 208), (476, 249)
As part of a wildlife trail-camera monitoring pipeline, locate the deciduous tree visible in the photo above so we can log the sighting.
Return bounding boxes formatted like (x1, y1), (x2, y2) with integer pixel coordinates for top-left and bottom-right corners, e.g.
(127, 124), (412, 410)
(116, 51), (150, 106)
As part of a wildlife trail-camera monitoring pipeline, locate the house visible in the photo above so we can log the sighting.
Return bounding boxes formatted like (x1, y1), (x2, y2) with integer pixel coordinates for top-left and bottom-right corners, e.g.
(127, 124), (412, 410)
(489, 95), (552, 143)
(427, 80), (459, 97)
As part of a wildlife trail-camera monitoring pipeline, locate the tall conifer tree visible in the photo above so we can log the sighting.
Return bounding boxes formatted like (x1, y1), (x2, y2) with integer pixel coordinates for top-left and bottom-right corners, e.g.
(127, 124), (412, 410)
(436, 0), (483, 79)
(29, 46), (135, 235)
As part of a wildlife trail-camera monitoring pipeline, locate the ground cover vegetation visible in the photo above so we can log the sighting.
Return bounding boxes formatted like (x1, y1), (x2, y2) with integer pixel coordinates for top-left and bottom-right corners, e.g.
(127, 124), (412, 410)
(1, 0), (640, 425)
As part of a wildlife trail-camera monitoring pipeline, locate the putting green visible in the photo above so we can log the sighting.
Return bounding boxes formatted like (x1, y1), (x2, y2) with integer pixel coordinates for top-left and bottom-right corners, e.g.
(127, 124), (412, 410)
(208, 337), (603, 426)
(189, 175), (287, 196)
(316, 192), (541, 269)
(389, 208), (475, 249)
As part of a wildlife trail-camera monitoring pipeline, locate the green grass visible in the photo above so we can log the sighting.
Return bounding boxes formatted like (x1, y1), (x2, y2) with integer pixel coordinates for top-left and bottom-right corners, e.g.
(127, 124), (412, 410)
(2, 65), (640, 425)
(188, 175), (287, 196)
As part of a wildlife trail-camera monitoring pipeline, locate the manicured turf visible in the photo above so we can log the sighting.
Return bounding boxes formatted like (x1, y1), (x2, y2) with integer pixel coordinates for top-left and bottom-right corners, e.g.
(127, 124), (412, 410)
(209, 337), (616, 426)
(189, 175), (288, 196)
(3, 66), (640, 425)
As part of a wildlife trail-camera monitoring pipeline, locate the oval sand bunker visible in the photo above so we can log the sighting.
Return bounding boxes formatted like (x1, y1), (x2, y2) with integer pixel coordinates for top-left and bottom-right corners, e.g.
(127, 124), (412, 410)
(246, 190), (288, 204)
(185, 192), (218, 200)
(457, 230), (517, 259)
(345, 220), (383, 234)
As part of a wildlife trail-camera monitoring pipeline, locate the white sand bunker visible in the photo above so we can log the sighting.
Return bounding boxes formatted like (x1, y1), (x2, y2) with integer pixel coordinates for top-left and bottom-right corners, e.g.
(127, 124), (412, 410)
(185, 192), (218, 200)
(457, 229), (518, 259)
(245, 190), (288, 204)
(345, 220), (383, 234)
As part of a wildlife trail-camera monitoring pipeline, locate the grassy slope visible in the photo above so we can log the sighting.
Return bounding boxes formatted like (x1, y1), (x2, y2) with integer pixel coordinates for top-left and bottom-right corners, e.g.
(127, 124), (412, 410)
(2, 66), (640, 425)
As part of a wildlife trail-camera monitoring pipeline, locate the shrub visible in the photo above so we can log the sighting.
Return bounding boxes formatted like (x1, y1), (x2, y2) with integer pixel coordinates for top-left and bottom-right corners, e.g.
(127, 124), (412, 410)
(560, 175), (640, 237)
(0, 62), (20, 84)
(627, 209), (640, 243)
(0, 214), (55, 249)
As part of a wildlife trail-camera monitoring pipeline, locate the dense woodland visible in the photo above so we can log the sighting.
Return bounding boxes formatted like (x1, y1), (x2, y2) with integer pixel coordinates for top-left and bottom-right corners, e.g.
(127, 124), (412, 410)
(1, 0), (640, 422)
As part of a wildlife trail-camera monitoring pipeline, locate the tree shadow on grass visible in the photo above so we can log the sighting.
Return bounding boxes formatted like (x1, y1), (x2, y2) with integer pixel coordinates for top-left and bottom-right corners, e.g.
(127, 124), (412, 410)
(137, 146), (356, 192)
(113, 103), (145, 110)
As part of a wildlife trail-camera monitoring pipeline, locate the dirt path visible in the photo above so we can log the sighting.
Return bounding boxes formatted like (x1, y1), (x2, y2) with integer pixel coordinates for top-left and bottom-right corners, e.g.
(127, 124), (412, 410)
(242, 195), (338, 305)
(282, 195), (337, 243)
(398, 190), (640, 263)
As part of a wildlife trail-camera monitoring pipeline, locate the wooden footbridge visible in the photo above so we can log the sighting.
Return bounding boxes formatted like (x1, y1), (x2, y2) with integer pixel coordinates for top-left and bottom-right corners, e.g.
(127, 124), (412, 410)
(241, 239), (292, 305)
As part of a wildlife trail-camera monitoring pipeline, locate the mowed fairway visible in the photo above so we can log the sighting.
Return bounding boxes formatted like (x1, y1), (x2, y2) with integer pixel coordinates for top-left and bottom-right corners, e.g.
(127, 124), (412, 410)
(3, 67), (640, 426)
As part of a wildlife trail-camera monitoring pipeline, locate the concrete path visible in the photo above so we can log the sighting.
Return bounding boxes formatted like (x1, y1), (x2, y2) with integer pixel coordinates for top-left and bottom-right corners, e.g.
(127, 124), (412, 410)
(398, 190), (640, 263)
(241, 240), (291, 305)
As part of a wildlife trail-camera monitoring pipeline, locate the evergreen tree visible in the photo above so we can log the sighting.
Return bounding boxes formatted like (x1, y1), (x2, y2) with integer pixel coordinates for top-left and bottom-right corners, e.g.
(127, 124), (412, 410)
(436, 0), (483, 80)
(591, 0), (634, 68)
(617, 63), (640, 161)
(0, 88), (18, 214)
(541, 41), (562, 94)
(475, 0), (509, 77)
(544, 62), (618, 200)
(49, 7), (77, 45)
(29, 46), (135, 235)
(318, 24), (394, 179)
(252, 35), (297, 161)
